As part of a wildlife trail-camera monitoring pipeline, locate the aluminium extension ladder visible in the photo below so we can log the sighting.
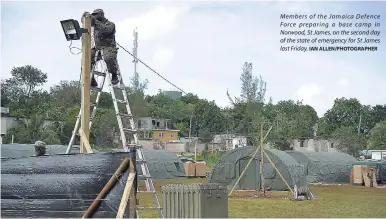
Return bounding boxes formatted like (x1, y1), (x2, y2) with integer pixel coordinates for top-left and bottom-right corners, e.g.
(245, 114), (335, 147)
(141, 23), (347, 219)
(65, 48), (163, 218)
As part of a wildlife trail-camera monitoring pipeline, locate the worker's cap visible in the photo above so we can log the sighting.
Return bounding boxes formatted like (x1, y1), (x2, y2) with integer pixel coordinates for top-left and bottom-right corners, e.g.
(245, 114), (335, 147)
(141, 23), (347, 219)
(34, 141), (47, 148)
(92, 9), (104, 15)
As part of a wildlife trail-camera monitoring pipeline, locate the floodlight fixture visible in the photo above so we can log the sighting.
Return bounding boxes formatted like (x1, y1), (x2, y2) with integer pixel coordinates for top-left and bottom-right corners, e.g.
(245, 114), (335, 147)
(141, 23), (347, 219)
(60, 19), (88, 41)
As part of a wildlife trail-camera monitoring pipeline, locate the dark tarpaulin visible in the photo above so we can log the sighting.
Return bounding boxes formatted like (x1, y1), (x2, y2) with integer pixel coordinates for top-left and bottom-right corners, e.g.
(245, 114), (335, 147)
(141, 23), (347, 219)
(1, 144), (186, 179)
(1, 152), (136, 218)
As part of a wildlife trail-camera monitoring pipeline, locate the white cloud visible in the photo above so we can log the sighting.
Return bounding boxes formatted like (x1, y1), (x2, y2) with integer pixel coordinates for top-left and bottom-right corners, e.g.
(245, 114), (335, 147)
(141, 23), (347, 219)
(153, 46), (175, 69)
(295, 83), (324, 102)
(115, 6), (189, 43)
(337, 78), (349, 87)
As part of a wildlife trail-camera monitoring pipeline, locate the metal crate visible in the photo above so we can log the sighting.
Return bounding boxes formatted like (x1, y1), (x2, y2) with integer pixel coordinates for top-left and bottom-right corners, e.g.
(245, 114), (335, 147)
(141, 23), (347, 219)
(161, 183), (228, 218)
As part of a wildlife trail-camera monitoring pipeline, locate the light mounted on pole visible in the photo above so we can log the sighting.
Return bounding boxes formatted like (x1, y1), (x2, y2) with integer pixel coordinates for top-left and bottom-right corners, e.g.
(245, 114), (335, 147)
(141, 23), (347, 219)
(61, 13), (93, 154)
(60, 19), (88, 41)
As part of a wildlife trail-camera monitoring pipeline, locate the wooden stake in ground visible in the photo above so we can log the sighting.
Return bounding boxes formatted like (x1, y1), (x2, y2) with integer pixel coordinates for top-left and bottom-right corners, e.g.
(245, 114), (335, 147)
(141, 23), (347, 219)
(228, 125), (273, 196)
(260, 124), (265, 194)
(262, 150), (294, 193)
(80, 12), (92, 153)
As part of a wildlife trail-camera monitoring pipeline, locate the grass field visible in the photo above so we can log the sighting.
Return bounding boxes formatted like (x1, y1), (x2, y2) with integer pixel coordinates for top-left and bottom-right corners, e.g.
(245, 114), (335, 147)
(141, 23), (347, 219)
(136, 178), (386, 218)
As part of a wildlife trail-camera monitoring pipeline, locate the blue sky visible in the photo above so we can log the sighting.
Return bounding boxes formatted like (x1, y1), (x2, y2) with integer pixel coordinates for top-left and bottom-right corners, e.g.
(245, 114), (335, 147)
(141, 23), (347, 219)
(1, 1), (385, 117)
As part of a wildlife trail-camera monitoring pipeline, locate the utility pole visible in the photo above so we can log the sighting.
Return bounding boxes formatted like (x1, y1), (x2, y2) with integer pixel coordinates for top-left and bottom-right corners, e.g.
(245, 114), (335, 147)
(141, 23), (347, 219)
(189, 113), (193, 157)
(132, 27), (138, 75)
(357, 114), (362, 137)
(80, 13), (92, 153)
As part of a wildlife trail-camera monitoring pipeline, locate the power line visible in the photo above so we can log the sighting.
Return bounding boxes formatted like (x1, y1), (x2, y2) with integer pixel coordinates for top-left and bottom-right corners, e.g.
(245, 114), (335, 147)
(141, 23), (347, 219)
(116, 42), (188, 95)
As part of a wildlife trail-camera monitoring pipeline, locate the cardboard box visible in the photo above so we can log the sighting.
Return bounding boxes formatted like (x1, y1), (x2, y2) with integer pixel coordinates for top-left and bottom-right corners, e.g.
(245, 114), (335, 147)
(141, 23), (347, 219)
(184, 162), (196, 177)
(195, 161), (207, 177)
(353, 165), (363, 185)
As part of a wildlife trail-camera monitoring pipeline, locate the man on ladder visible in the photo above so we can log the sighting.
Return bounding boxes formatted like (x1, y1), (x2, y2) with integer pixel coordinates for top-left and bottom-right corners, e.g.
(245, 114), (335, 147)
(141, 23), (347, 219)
(90, 9), (119, 87)
(72, 9), (163, 218)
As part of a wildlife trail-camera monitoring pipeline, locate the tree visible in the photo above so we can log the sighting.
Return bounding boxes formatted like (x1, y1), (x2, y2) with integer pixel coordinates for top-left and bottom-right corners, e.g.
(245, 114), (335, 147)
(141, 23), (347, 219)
(125, 72), (149, 117)
(191, 99), (226, 137)
(7, 65), (48, 104)
(4, 114), (60, 144)
(2, 66), (49, 117)
(226, 62), (268, 139)
(91, 108), (119, 147)
(50, 80), (81, 107)
(318, 98), (363, 137)
(368, 120), (386, 150)
(181, 93), (201, 105)
(331, 126), (366, 157)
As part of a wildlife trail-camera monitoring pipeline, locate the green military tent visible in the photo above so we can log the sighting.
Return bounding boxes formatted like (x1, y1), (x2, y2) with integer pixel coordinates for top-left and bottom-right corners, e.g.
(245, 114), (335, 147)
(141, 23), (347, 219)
(286, 151), (356, 183)
(208, 146), (306, 191)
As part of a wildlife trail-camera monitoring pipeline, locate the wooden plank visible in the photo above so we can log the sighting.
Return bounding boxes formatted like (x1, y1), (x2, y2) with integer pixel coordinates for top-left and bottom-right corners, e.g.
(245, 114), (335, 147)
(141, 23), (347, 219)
(80, 12), (92, 153)
(79, 128), (93, 153)
(116, 158), (136, 219)
(116, 172), (136, 218)
(82, 157), (130, 218)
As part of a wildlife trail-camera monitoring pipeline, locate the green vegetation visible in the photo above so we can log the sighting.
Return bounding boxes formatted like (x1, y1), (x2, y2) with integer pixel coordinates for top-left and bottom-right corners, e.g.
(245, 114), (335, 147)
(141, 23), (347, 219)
(138, 178), (386, 218)
(2, 64), (386, 154)
(186, 151), (225, 170)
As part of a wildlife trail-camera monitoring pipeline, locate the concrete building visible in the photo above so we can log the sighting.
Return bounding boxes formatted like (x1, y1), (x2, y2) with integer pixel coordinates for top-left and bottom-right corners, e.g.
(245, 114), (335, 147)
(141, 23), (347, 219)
(153, 129), (180, 143)
(162, 90), (182, 100)
(291, 139), (338, 152)
(212, 134), (247, 150)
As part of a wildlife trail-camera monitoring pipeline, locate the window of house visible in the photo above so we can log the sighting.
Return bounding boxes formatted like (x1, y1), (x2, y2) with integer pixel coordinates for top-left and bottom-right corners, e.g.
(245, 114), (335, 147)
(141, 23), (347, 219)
(152, 120), (156, 125)
(300, 140), (304, 147)
(330, 143), (334, 148)
(159, 132), (164, 138)
(156, 122), (160, 128)
(171, 134), (173, 137)
(138, 120), (142, 128)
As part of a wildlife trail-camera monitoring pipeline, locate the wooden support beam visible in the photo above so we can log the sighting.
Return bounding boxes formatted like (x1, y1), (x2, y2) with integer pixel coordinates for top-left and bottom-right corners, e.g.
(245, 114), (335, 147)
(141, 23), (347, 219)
(260, 124), (265, 194)
(80, 12), (92, 153)
(228, 125), (273, 196)
(82, 157), (130, 218)
(116, 158), (136, 219)
(262, 149), (294, 193)
(79, 128), (93, 154)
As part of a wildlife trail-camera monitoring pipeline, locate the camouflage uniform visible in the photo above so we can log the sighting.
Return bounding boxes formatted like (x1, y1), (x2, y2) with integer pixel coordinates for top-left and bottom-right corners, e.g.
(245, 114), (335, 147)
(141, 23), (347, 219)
(90, 9), (119, 86)
(34, 141), (46, 156)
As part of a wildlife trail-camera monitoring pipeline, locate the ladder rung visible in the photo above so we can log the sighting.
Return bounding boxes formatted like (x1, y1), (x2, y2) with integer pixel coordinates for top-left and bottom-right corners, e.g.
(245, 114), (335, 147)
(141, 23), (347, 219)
(138, 175), (151, 180)
(137, 190), (156, 194)
(112, 84), (124, 89)
(116, 99), (127, 104)
(91, 87), (102, 92)
(93, 71), (106, 77)
(123, 128), (137, 133)
(126, 143), (142, 148)
(136, 206), (162, 210)
(136, 159), (146, 163)
(119, 113), (133, 118)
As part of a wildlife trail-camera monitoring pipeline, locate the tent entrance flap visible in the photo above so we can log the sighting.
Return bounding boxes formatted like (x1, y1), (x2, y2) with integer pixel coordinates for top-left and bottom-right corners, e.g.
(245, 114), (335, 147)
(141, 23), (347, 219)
(238, 157), (260, 190)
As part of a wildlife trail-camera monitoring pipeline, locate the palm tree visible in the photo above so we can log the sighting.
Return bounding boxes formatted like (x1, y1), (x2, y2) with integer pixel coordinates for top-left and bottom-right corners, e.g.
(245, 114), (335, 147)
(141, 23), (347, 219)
(13, 114), (60, 144)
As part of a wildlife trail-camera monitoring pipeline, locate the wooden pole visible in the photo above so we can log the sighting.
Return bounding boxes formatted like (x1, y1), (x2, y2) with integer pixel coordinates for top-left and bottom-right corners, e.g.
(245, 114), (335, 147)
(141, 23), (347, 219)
(262, 150), (294, 193)
(82, 157), (130, 218)
(260, 124), (265, 193)
(80, 13), (92, 153)
(228, 125), (272, 196)
(128, 149), (137, 218)
(116, 158), (136, 219)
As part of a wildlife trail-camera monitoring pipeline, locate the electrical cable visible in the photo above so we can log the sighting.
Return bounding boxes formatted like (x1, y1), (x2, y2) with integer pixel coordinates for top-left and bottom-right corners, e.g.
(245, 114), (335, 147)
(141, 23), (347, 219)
(69, 40), (82, 55)
(68, 39), (187, 96)
(116, 42), (188, 95)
